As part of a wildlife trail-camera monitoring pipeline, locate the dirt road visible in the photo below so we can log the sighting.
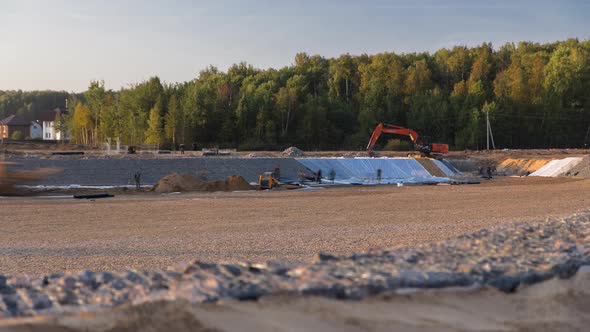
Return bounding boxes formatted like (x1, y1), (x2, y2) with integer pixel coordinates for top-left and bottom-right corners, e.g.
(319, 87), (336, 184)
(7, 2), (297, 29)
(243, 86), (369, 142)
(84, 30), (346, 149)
(1, 177), (589, 274)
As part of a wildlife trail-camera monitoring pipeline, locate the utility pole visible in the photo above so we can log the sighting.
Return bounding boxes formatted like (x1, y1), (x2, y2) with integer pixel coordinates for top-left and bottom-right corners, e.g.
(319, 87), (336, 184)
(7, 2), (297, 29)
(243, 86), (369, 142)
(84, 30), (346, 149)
(486, 109), (496, 150)
(489, 115), (496, 149)
(486, 112), (490, 150)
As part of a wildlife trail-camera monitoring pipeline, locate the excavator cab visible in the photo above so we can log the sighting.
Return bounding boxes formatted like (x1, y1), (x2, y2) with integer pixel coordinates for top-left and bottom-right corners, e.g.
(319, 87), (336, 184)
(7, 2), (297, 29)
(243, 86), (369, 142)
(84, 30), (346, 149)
(417, 136), (449, 155)
(429, 143), (449, 154)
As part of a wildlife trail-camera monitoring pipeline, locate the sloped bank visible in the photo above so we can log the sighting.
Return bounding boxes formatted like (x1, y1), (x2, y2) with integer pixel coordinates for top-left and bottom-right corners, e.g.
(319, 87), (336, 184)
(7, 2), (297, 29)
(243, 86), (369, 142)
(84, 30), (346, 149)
(5, 157), (304, 186)
(6, 156), (461, 187)
(0, 211), (589, 321)
(296, 157), (460, 184)
(529, 155), (590, 178)
(530, 157), (584, 177)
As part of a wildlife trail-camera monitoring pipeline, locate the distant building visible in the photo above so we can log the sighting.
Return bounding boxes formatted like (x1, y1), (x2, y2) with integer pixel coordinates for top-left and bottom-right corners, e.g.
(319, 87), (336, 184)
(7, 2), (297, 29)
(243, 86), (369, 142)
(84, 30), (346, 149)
(30, 121), (42, 139)
(0, 115), (30, 139)
(38, 108), (70, 141)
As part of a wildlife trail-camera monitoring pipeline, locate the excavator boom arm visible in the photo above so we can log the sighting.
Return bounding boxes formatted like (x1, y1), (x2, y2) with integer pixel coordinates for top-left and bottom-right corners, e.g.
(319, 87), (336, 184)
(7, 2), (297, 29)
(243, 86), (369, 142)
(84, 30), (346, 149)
(366, 123), (421, 153)
(366, 123), (448, 156)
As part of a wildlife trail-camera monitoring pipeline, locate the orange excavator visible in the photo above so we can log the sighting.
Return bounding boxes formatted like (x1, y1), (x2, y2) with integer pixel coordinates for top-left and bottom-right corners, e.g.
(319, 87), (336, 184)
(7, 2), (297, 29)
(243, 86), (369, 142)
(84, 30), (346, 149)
(366, 123), (449, 157)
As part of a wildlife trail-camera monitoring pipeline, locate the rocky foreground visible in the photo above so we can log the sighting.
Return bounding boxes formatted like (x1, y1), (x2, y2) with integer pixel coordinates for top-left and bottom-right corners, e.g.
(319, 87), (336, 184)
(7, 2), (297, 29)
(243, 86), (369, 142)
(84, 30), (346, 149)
(1, 211), (590, 319)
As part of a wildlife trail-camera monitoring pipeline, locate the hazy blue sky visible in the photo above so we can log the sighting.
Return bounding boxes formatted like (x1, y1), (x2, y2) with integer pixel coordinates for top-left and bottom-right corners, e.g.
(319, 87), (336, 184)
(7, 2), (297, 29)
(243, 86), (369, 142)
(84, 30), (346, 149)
(1, 0), (589, 92)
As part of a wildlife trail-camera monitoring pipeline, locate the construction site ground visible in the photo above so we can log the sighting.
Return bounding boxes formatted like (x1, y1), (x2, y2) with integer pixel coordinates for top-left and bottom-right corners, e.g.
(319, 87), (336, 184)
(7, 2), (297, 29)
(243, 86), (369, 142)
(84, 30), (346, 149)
(1, 176), (589, 275)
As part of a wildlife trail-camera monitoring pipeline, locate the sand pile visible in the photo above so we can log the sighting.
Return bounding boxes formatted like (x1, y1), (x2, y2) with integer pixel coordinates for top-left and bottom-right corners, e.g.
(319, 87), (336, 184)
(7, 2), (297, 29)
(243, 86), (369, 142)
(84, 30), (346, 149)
(564, 156), (590, 177)
(225, 175), (256, 190)
(282, 147), (304, 157)
(496, 158), (550, 175)
(154, 174), (255, 193)
(152, 173), (208, 193)
(530, 157), (583, 177)
(208, 175), (256, 191)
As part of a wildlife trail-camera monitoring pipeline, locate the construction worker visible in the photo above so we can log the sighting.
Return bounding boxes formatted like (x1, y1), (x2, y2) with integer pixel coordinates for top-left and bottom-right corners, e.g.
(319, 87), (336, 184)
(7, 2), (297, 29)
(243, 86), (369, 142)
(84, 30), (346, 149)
(298, 169), (306, 182)
(134, 172), (142, 190)
(377, 168), (382, 182)
(328, 169), (336, 184)
(316, 169), (322, 184)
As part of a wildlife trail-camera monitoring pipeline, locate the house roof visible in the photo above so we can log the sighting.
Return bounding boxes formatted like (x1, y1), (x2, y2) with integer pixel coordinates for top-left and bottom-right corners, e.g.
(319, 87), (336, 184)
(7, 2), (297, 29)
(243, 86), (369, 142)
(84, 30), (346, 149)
(37, 108), (68, 122)
(0, 115), (29, 126)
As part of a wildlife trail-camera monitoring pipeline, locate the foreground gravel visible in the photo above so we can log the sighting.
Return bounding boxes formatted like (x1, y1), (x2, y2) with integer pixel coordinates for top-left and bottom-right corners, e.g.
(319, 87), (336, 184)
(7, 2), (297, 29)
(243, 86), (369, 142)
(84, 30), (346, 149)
(1, 211), (589, 319)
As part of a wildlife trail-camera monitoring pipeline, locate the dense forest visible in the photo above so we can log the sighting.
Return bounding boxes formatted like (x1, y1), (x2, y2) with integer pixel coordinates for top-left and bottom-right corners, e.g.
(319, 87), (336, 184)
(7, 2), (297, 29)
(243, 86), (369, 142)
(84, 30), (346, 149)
(0, 91), (72, 122)
(1, 39), (589, 150)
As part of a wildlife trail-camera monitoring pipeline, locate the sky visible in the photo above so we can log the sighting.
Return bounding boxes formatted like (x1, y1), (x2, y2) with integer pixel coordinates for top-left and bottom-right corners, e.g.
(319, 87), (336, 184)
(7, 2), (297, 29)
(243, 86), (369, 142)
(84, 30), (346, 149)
(1, 0), (589, 92)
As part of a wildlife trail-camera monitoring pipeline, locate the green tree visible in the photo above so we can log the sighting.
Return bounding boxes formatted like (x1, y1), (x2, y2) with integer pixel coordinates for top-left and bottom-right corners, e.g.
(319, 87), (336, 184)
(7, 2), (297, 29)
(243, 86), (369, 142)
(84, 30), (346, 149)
(85, 80), (106, 146)
(4, 39), (590, 150)
(145, 97), (163, 146)
(164, 94), (180, 145)
(404, 59), (433, 96)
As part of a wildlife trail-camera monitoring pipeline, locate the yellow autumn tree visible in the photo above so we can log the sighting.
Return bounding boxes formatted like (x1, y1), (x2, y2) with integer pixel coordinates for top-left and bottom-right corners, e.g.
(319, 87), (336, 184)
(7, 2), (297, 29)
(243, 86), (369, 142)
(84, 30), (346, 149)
(144, 97), (163, 147)
(72, 102), (92, 145)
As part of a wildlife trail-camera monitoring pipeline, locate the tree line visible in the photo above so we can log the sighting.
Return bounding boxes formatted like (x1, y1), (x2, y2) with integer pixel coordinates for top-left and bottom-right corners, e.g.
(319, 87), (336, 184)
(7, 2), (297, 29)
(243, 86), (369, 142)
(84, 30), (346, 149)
(0, 90), (72, 122)
(2, 38), (590, 150)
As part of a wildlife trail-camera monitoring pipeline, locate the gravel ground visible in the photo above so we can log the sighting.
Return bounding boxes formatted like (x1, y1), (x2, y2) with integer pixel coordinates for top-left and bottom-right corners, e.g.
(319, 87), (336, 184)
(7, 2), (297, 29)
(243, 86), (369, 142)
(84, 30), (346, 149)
(0, 211), (589, 319)
(1, 177), (589, 275)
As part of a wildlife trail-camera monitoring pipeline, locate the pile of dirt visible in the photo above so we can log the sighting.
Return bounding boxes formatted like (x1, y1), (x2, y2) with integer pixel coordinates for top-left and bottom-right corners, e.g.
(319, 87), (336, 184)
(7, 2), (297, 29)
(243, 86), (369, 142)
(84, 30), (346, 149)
(224, 175), (256, 191)
(282, 147), (304, 157)
(153, 174), (255, 193)
(496, 158), (551, 176)
(152, 173), (208, 193)
(530, 157), (583, 177)
(564, 156), (590, 178)
(207, 175), (256, 191)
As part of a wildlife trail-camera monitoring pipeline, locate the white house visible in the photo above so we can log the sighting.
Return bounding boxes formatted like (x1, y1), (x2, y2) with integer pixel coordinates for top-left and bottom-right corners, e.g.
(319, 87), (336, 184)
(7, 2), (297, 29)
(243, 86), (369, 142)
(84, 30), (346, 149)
(43, 120), (56, 140)
(39, 108), (70, 141)
(30, 121), (42, 139)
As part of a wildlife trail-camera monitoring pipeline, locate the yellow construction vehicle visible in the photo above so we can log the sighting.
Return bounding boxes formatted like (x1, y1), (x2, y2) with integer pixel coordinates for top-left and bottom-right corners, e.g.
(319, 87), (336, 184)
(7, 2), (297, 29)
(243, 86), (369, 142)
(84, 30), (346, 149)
(258, 171), (280, 190)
